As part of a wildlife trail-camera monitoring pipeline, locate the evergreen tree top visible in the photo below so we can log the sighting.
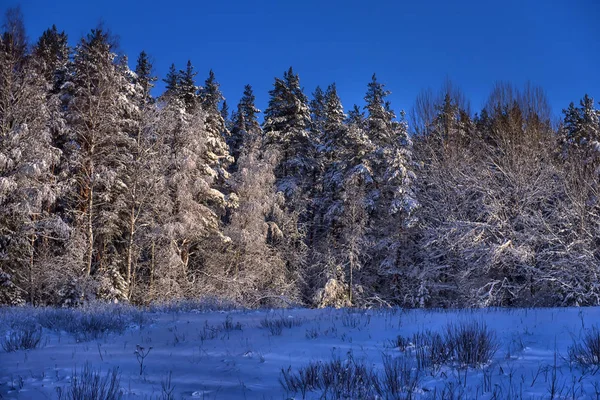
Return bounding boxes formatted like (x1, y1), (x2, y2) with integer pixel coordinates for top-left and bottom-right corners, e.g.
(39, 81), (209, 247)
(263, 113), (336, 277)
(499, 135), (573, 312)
(200, 69), (224, 113)
(163, 63), (179, 95)
(135, 51), (157, 95)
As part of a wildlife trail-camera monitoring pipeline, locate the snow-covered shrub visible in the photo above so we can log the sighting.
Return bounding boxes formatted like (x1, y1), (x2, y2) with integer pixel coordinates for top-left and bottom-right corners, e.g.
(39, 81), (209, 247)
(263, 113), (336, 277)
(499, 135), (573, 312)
(390, 322), (497, 370)
(56, 363), (122, 400)
(0, 269), (25, 306)
(313, 278), (351, 308)
(260, 315), (304, 336)
(35, 304), (147, 341)
(445, 320), (499, 367)
(1, 324), (43, 352)
(381, 354), (421, 398)
(280, 352), (382, 399)
(147, 297), (238, 313)
(568, 326), (600, 367)
(390, 329), (450, 372)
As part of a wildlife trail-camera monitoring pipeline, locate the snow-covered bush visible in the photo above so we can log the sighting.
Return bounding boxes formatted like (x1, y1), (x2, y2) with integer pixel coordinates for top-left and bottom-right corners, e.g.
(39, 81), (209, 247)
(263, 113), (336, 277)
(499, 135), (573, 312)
(280, 352), (382, 399)
(568, 326), (600, 368)
(2, 323), (43, 352)
(445, 320), (499, 367)
(313, 278), (351, 308)
(56, 363), (122, 400)
(34, 304), (147, 341)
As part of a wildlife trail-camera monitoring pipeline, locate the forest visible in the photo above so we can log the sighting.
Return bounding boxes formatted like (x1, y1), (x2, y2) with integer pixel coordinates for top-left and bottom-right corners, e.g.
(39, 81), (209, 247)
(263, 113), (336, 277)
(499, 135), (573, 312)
(1, 8), (599, 309)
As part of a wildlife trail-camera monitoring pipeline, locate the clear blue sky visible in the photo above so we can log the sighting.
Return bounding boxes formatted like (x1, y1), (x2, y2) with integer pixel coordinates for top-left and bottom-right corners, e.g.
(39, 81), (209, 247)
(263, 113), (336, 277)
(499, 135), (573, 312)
(5, 0), (600, 121)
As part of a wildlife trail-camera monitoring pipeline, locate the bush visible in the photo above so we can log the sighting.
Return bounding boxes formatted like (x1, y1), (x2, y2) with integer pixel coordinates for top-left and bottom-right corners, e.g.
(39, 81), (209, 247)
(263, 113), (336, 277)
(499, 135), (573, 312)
(411, 330), (449, 370)
(148, 297), (238, 313)
(2, 324), (44, 352)
(280, 353), (381, 399)
(35, 305), (147, 342)
(445, 320), (499, 366)
(260, 315), (303, 336)
(389, 321), (498, 370)
(381, 354), (421, 399)
(56, 363), (122, 400)
(568, 326), (600, 367)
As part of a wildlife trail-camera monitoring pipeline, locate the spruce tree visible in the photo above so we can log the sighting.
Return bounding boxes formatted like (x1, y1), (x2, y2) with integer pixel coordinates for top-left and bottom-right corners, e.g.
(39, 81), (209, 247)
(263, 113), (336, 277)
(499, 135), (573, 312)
(178, 60), (198, 112)
(198, 69), (232, 181)
(229, 85), (261, 168)
(240, 84), (260, 129)
(310, 85), (326, 139)
(65, 28), (139, 300)
(263, 67), (314, 198)
(163, 63), (179, 98)
(134, 50), (156, 105)
(364, 74), (396, 145)
(221, 100), (230, 130)
(562, 94), (600, 150)
(347, 104), (366, 129)
(32, 25), (69, 91)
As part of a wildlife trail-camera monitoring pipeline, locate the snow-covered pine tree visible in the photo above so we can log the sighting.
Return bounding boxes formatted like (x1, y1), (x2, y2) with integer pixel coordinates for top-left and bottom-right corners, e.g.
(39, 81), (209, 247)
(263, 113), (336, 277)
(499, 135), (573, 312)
(114, 52), (167, 301)
(178, 60), (198, 112)
(561, 95), (600, 166)
(341, 74), (418, 304)
(199, 69), (232, 184)
(0, 12), (64, 305)
(313, 83), (348, 255)
(64, 28), (139, 301)
(310, 85), (326, 140)
(364, 74), (396, 146)
(148, 73), (234, 300)
(162, 63), (179, 99)
(314, 83), (375, 307)
(262, 67), (314, 297)
(221, 100), (231, 133)
(263, 67), (315, 200)
(31, 25), (69, 93)
(229, 84), (261, 170)
(134, 50), (156, 105)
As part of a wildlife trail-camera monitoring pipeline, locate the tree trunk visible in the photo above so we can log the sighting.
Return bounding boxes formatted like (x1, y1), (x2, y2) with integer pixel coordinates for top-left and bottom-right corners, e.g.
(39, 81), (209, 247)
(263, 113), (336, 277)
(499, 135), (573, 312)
(28, 233), (35, 304)
(86, 183), (94, 276)
(126, 203), (135, 298)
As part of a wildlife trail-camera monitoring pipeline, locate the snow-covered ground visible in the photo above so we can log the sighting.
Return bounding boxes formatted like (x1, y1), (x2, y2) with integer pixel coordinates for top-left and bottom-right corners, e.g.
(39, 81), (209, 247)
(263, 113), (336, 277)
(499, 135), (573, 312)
(1, 304), (600, 399)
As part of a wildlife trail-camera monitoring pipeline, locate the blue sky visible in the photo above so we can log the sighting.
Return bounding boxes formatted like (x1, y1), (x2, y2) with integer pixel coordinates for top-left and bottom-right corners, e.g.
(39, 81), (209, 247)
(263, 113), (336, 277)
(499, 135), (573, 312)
(5, 0), (600, 121)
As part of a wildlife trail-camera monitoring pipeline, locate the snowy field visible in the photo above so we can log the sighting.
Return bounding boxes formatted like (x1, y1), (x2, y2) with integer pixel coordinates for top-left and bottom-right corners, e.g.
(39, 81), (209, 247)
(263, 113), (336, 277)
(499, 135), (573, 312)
(1, 304), (600, 399)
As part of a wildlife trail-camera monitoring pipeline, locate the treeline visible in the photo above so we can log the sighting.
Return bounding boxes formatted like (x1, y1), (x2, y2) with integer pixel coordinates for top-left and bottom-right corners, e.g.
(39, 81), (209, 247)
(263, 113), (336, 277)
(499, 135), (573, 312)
(1, 9), (599, 308)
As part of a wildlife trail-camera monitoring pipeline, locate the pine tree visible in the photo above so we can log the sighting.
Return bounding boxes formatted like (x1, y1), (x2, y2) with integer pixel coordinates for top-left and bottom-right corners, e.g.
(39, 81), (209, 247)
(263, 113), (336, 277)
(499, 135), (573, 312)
(221, 100), (230, 130)
(364, 74), (396, 145)
(200, 69), (230, 142)
(150, 99), (232, 299)
(178, 60), (198, 112)
(314, 83), (348, 241)
(229, 85), (261, 168)
(263, 67), (314, 198)
(197, 69), (232, 187)
(134, 51), (156, 105)
(32, 25), (69, 91)
(347, 104), (365, 129)
(562, 94), (600, 150)
(240, 84), (260, 129)
(310, 85), (326, 139)
(162, 63), (179, 99)
(64, 28), (140, 300)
